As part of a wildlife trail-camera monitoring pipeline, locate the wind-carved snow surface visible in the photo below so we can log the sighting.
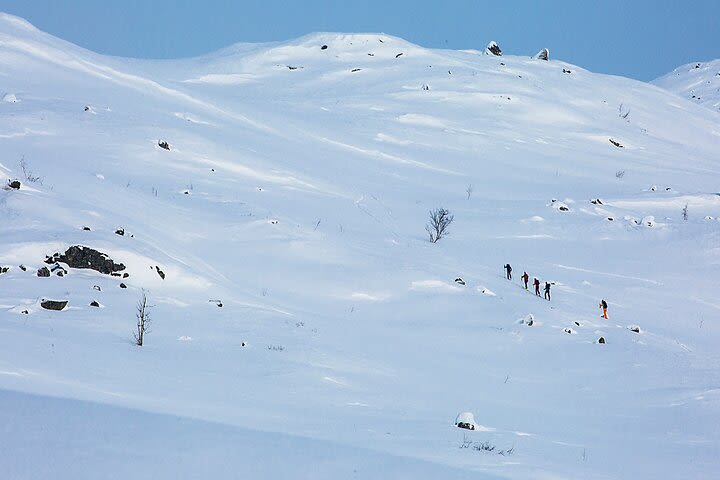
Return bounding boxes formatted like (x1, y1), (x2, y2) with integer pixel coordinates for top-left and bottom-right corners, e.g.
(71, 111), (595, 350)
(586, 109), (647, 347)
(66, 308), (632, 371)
(1, 12), (720, 480)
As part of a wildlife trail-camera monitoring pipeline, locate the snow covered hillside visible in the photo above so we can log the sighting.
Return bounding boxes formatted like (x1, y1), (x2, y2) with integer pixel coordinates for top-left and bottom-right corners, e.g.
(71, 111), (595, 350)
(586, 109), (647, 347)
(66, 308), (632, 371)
(1, 12), (720, 480)
(653, 59), (720, 113)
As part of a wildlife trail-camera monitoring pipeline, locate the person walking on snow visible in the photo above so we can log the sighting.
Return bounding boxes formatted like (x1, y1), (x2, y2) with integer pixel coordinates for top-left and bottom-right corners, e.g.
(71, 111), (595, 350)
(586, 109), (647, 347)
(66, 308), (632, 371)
(544, 282), (551, 301)
(521, 271), (529, 290)
(600, 299), (608, 319)
(504, 264), (512, 280)
(533, 277), (540, 296)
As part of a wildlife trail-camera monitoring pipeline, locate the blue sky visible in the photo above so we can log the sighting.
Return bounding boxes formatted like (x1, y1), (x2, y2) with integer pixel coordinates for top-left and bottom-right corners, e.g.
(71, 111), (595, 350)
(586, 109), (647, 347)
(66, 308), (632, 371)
(1, 0), (718, 81)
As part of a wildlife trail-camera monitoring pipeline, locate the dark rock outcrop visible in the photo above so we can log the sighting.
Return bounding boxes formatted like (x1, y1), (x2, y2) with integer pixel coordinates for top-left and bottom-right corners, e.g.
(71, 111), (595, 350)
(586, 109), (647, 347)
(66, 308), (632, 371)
(119, 283), (127, 289)
(598, 337), (606, 344)
(46, 246), (125, 275)
(37, 267), (50, 277)
(485, 41), (502, 56)
(158, 140), (170, 150)
(90, 301), (100, 307)
(7, 180), (21, 190)
(41, 299), (68, 311)
(454, 277), (465, 285)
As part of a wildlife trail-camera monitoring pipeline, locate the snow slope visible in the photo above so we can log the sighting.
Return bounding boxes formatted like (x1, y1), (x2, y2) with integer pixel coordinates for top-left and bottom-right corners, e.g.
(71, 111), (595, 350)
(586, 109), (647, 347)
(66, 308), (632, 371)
(653, 59), (720, 113)
(1, 12), (720, 479)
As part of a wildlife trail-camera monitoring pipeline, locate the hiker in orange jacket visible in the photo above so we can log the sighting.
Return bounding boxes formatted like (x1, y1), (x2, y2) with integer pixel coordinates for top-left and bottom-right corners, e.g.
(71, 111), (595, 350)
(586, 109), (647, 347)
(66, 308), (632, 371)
(600, 299), (608, 319)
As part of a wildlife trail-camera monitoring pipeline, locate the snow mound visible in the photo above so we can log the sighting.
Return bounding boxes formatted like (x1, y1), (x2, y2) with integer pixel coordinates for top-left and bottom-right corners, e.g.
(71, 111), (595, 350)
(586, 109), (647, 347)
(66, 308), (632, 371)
(2, 93), (18, 103)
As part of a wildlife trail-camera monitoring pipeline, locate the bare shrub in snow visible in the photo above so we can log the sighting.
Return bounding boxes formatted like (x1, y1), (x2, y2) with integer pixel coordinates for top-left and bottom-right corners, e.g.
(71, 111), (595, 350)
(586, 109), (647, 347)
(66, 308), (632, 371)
(426, 207), (454, 243)
(618, 103), (630, 119)
(20, 157), (42, 184)
(134, 290), (152, 347)
(682, 204), (688, 221)
(465, 184), (473, 200)
(615, 169), (625, 179)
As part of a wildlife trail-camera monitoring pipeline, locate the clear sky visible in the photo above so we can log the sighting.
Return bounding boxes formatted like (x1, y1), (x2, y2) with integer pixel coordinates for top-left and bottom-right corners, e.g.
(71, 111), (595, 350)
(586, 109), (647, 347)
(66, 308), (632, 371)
(1, 0), (718, 81)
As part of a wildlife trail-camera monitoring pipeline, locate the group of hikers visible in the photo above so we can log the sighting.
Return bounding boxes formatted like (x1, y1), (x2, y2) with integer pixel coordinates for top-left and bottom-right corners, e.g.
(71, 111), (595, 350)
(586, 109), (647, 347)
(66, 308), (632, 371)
(504, 263), (552, 300)
(504, 263), (609, 319)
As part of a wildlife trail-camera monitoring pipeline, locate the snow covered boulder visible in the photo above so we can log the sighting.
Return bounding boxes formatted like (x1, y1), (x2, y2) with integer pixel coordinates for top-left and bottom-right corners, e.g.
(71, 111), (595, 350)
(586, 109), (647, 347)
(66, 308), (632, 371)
(455, 412), (477, 430)
(2, 93), (18, 103)
(534, 48), (549, 61)
(485, 41), (502, 56)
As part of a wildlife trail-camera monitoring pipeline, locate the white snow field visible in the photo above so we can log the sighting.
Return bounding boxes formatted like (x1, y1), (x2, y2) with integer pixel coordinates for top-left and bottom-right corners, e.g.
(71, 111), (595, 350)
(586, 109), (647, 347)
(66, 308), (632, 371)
(653, 59), (720, 113)
(1, 12), (720, 479)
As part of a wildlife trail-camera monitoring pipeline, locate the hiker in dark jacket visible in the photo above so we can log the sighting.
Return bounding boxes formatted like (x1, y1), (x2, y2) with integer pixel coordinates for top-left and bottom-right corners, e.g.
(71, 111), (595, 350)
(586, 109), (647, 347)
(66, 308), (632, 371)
(534, 277), (540, 296)
(504, 264), (512, 280)
(521, 272), (529, 290)
(544, 282), (551, 300)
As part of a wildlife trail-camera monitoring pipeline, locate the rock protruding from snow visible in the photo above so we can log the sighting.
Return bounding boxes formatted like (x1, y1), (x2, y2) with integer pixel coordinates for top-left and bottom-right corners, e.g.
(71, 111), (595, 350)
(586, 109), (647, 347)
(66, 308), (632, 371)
(485, 41), (502, 56)
(534, 48), (549, 61)
(2, 93), (18, 103)
(46, 246), (126, 275)
(41, 299), (67, 311)
(455, 411), (477, 430)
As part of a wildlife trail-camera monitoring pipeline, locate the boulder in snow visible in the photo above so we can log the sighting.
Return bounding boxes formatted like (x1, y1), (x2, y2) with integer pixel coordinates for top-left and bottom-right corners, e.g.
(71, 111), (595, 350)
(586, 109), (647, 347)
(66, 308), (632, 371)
(41, 299), (68, 311)
(37, 267), (50, 277)
(2, 93), (18, 103)
(454, 277), (466, 286)
(158, 140), (170, 150)
(455, 412), (477, 430)
(485, 41), (502, 56)
(155, 266), (165, 280)
(6, 179), (21, 190)
(534, 48), (549, 61)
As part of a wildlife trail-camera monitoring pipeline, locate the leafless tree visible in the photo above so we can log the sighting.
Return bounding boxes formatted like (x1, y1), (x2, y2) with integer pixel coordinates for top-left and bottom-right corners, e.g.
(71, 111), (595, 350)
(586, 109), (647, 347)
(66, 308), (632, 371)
(134, 290), (152, 346)
(426, 207), (454, 243)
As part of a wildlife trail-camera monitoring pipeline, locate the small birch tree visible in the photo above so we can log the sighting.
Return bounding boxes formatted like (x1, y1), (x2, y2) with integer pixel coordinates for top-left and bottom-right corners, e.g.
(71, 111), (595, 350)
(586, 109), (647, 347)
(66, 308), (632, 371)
(134, 290), (152, 346)
(426, 207), (454, 243)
